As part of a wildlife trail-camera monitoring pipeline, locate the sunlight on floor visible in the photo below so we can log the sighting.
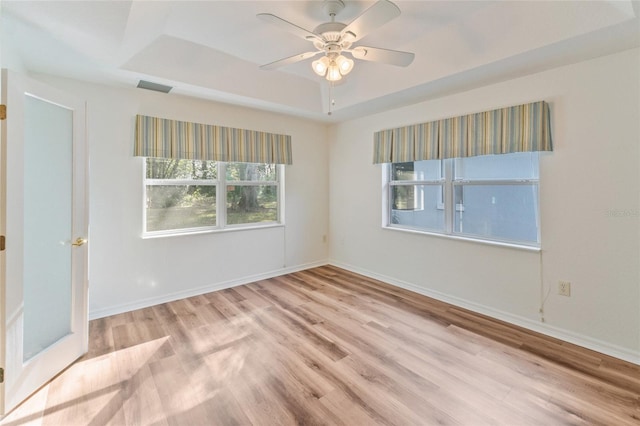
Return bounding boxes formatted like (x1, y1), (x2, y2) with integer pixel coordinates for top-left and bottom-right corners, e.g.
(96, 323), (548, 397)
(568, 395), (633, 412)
(1, 337), (170, 426)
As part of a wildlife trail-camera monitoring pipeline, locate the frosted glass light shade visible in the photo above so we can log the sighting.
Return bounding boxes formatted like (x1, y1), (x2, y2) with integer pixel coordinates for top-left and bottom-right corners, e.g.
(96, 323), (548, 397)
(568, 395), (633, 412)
(336, 55), (354, 75)
(312, 57), (330, 76)
(326, 64), (342, 81)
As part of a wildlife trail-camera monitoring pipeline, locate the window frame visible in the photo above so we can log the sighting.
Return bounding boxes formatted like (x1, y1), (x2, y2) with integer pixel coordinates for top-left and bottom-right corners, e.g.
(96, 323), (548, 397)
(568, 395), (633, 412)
(143, 159), (283, 237)
(383, 154), (541, 249)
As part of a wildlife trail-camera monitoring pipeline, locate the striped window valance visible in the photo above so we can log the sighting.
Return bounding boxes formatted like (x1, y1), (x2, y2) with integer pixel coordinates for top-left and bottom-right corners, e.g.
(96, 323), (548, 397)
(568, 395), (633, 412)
(373, 101), (552, 164)
(134, 115), (293, 165)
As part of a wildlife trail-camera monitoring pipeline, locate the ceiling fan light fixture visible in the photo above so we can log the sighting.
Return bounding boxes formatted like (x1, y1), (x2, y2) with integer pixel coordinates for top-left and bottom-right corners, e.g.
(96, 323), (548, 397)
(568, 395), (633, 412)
(314, 54), (353, 81)
(326, 62), (343, 81)
(336, 55), (354, 75)
(312, 56), (330, 76)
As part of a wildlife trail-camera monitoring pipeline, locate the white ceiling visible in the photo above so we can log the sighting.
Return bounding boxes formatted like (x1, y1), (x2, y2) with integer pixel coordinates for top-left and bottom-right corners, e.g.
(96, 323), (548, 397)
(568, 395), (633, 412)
(2, 0), (639, 122)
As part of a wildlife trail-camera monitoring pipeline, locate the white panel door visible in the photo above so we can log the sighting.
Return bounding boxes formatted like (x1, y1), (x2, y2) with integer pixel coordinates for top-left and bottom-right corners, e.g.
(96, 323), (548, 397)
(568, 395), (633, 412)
(0, 70), (88, 417)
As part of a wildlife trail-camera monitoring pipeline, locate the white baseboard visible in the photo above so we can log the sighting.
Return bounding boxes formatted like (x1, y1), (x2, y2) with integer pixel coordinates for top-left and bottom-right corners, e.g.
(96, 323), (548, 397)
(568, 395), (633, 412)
(88, 260), (329, 320)
(329, 260), (640, 366)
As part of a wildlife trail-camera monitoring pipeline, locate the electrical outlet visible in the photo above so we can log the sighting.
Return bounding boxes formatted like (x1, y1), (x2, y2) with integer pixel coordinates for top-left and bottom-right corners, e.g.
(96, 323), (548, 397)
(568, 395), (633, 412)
(558, 281), (571, 297)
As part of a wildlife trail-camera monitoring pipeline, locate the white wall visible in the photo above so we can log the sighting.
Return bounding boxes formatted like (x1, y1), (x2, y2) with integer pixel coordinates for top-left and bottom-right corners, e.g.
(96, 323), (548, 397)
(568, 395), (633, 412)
(36, 76), (330, 319)
(328, 48), (640, 363)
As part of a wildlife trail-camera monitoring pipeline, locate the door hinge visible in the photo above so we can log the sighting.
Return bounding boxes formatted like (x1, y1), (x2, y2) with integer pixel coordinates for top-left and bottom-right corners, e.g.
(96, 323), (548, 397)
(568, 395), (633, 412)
(0, 235), (4, 251)
(0, 368), (4, 383)
(0, 104), (5, 120)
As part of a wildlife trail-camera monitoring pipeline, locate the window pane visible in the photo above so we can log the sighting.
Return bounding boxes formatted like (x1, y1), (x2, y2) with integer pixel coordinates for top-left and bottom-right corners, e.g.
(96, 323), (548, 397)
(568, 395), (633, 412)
(454, 184), (538, 244)
(391, 185), (445, 231)
(226, 185), (278, 225)
(392, 185), (421, 210)
(391, 160), (441, 181)
(146, 158), (217, 180)
(226, 163), (277, 182)
(146, 185), (216, 232)
(454, 152), (539, 180)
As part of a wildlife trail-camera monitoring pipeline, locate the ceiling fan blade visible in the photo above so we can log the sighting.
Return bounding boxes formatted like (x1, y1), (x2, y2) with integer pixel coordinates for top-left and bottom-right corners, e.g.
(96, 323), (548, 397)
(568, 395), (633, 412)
(257, 13), (322, 42)
(341, 0), (401, 43)
(259, 51), (322, 70)
(350, 46), (415, 67)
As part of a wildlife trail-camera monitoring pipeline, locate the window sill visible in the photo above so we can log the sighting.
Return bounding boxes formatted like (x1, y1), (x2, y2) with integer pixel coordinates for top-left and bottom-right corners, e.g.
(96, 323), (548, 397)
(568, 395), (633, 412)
(142, 222), (284, 239)
(382, 225), (541, 252)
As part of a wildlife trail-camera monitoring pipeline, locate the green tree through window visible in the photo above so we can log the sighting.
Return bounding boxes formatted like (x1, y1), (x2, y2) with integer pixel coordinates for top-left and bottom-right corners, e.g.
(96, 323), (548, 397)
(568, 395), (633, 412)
(144, 158), (281, 234)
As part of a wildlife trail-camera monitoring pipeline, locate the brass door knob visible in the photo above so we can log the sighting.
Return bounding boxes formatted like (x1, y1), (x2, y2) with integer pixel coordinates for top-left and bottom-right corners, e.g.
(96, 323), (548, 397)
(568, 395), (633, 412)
(71, 237), (87, 247)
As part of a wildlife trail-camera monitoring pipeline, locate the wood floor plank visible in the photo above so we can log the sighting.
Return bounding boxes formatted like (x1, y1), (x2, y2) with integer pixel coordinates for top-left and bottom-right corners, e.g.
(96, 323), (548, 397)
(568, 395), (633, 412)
(259, 304), (350, 362)
(0, 383), (50, 426)
(148, 355), (212, 425)
(337, 354), (459, 425)
(362, 321), (514, 401)
(247, 323), (337, 400)
(166, 299), (206, 330)
(318, 389), (379, 425)
(41, 353), (127, 426)
(86, 317), (115, 359)
(227, 356), (306, 426)
(3, 265), (639, 425)
(114, 338), (170, 426)
(388, 346), (543, 425)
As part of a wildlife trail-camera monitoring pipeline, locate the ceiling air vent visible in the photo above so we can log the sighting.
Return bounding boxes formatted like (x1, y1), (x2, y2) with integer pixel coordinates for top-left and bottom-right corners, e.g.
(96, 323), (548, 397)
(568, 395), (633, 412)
(136, 80), (173, 94)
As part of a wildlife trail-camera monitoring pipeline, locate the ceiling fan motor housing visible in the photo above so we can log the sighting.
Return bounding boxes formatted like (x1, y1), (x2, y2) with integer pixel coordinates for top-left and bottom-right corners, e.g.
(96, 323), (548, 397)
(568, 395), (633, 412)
(313, 22), (346, 40)
(313, 22), (355, 52)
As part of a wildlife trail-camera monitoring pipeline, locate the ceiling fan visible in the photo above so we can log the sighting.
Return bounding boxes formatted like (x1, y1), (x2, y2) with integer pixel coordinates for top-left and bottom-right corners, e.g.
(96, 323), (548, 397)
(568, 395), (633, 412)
(257, 0), (415, 82)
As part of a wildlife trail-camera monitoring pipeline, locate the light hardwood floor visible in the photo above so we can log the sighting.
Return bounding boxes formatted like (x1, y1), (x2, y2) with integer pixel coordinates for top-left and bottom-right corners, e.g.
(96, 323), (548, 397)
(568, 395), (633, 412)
(2, 265), (639, 425)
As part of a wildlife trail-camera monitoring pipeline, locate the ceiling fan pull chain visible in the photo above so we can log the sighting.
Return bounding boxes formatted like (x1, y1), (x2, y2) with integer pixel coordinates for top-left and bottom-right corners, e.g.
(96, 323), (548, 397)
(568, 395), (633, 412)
(328, 81), (335, 116)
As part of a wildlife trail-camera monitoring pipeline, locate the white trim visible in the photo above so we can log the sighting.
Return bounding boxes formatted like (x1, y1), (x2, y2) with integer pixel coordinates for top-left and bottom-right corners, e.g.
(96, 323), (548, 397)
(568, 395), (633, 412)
(382, 226), (541, 252)
(329, 260), (640, 366)
(88, 260), (328, 320)
(142, 222), (284, 239)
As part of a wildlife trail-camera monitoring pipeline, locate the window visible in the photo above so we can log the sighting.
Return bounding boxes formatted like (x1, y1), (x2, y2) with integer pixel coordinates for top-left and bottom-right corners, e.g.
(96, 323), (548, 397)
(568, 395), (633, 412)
(385, 152), (540, 246)
(224, 163), (279, 226)
(389, 160), (445, 232)
(144, 158), (281, 235)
